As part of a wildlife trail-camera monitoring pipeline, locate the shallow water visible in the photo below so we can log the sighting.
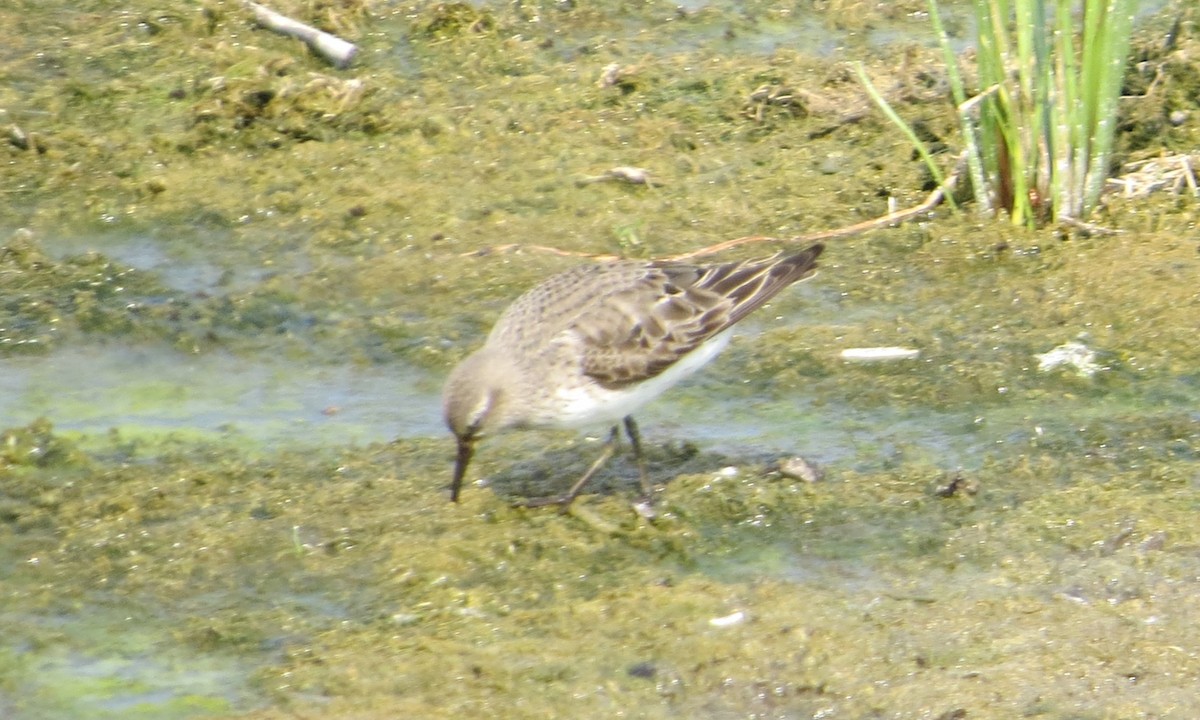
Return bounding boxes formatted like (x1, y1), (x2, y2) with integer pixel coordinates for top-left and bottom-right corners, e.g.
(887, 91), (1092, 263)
(1, 343), (442, 447)
(2, 608), (258, 720)
(12, 324), (1192, 469)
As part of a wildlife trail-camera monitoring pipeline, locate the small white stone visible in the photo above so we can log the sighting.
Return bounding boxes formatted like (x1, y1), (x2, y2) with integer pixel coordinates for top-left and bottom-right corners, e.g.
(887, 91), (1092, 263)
(778, 456), (822, 483)
(598, 62), (622, 88)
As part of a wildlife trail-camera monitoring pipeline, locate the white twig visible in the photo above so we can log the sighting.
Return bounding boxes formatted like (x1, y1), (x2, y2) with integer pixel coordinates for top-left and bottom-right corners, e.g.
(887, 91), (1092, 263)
(1182, 155), (1197, 196)
(245, 2), (358, 69)
(957, 84), (1001, 118)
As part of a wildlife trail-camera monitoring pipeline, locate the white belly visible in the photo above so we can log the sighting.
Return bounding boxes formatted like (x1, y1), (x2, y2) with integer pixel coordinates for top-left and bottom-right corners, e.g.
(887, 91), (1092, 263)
(550, 330), (733, 428)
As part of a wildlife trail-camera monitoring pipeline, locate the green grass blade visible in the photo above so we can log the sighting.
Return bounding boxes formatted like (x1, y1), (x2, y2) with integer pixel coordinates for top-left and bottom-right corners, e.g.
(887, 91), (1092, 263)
(851, 61), (956, 210)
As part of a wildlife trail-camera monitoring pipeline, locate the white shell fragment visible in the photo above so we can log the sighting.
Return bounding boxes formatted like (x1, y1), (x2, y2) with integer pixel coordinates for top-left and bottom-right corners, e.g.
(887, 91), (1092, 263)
(709, 611), (746, 628)
(1035, 341), (1099, 377)
(840, 347), (921, 361)
(575, 165), (658, 188)
(605, 166), (652, 185)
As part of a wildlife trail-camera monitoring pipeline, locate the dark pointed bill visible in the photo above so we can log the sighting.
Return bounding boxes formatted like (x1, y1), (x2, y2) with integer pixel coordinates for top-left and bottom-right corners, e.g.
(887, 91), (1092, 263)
(450, 436), (474, 502)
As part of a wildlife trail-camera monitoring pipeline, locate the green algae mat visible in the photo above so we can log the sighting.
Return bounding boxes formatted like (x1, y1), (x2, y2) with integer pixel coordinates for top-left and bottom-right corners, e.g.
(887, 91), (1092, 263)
(2, 1), (1199, 717)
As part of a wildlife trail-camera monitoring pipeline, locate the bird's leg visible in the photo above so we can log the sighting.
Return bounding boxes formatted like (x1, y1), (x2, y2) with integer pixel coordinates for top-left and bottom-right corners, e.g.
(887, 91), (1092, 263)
(512, 425), (620, 509)
(561, 425), (621, 505)
(623, 415), (652, 500)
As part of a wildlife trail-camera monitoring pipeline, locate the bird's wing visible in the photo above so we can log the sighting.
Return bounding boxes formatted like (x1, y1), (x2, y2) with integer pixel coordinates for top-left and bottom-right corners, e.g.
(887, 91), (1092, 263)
(576, 245), (823, 389)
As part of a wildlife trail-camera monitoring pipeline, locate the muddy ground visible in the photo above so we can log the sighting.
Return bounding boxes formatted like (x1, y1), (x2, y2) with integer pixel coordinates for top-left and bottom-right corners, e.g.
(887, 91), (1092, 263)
(2, 1), (1199, 718)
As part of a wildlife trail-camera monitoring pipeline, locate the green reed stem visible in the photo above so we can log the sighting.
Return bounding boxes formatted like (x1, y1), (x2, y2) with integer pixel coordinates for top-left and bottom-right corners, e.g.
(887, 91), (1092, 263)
(926, 0), (1135, 226)
(927, 0), (989, 213)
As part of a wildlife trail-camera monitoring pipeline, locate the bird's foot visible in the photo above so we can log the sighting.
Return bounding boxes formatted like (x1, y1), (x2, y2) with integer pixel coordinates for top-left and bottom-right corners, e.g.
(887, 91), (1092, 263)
(631, 495), (657, 521)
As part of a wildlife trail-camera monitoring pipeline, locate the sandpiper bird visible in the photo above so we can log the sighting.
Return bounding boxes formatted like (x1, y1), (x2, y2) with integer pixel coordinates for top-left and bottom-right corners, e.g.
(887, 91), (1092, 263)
(442, 243), (825, 506)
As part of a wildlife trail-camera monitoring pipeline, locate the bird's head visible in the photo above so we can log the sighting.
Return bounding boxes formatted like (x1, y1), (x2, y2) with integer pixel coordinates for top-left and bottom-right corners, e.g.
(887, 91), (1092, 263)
(442, 350), (513, 501)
